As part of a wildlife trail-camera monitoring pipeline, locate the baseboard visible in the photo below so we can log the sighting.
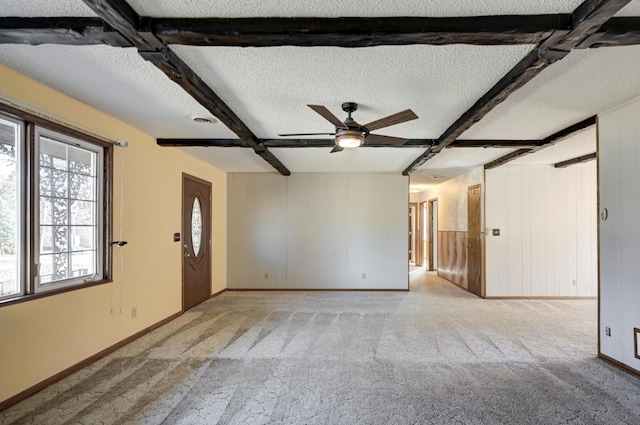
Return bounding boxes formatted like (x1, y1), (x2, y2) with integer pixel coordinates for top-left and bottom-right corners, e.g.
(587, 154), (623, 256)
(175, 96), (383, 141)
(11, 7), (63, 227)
(0, 310), (182, 412)
(210, 288), (227, 299)
(226, 288), (409, 292)
(598, 353), (640, 379)
(485, 296), (598, 300)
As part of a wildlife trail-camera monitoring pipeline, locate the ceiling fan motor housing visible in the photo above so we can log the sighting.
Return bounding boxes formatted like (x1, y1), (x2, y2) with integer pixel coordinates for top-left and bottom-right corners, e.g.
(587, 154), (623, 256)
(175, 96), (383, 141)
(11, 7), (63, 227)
(342, 102), (358, 114)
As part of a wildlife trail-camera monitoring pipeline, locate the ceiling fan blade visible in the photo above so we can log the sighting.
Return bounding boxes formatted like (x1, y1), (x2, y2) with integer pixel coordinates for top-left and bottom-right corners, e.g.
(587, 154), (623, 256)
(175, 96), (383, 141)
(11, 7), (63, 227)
(363, 109), (418, 132)
(366, 134), (409, 145)
(278, 132), (335, 137)
(308, 105), (344, 127)
(330, 145), (344, 153)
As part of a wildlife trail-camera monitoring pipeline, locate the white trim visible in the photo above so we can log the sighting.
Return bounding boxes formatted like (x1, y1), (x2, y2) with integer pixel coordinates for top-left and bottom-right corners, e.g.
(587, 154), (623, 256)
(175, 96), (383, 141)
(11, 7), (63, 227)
(33, 127), (104, 293)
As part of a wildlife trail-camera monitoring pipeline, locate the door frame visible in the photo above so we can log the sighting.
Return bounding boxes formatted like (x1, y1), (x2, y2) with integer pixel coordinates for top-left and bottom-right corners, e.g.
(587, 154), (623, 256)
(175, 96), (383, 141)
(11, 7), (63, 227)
(409, 202), (418, 264)
(182, 172), (212, 312)
(417, 201), (427, 267)
(467, 184), (482, 297)
(428, 197), (438, 271)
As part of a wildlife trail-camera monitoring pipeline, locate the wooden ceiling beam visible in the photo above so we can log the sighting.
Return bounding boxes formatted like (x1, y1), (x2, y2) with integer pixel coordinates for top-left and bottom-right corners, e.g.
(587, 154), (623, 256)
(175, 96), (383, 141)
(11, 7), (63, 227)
(80, 0), (290, 175)
(0, 17), (130, 46)
(157, 138), (543, 149)
(81, 0), (160, 50)
(157, 138), (436, 148)
(5, 16), (640, 49)
(554, 152), (597, 168)
(578, 17), (640, 47)
(148, 15), (570, 47)
(448, 139), (542, 148)
(403, 0), (632, 175)
(484, 115), (596, 169)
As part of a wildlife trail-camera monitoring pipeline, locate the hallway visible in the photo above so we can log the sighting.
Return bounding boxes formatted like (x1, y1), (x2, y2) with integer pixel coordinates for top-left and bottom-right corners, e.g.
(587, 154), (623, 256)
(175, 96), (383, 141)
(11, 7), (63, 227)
(2, 272), (638, 424)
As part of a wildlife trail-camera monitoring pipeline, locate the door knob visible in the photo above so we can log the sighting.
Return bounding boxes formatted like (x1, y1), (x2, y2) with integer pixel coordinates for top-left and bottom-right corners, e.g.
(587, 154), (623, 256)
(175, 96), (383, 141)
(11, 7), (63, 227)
(184, 253), (191, 257)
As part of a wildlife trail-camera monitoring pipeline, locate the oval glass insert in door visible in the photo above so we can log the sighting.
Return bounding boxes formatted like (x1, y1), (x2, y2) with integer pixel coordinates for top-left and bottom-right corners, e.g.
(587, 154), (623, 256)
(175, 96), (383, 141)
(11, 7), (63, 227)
(191, 197), (202, 257)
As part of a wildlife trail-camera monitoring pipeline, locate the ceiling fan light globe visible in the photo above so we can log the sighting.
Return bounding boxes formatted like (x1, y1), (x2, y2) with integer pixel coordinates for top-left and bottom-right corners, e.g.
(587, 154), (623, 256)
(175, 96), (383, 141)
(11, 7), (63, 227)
(336, 130), (364, 148)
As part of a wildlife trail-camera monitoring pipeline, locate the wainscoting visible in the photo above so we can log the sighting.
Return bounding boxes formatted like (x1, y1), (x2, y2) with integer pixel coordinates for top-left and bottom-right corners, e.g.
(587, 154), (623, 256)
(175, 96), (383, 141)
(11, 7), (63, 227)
(437, 231), (468, 289)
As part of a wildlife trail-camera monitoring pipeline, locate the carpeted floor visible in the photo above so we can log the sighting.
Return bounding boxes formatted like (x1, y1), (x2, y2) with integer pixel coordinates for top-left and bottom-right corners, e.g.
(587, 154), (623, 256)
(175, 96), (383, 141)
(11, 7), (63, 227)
(2, 270), (640, 424)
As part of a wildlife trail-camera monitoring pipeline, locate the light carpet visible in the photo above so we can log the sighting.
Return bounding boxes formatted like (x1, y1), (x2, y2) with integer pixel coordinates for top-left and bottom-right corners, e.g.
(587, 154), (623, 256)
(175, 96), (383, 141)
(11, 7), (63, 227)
(2, 270), (640, 424)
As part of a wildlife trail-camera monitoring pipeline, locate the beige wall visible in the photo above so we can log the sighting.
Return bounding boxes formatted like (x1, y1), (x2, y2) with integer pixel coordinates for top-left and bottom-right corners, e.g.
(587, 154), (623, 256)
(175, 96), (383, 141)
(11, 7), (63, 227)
(412, 167), (484, 232)
(0, 65), (227, 403)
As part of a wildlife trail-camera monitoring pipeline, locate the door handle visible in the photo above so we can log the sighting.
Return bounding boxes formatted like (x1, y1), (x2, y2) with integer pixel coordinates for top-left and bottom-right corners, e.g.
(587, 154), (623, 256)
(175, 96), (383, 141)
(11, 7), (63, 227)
(184, 253), (191, 258)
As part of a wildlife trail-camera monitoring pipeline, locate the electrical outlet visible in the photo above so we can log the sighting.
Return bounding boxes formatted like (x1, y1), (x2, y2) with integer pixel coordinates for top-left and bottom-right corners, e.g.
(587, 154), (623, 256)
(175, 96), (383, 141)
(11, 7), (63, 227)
(605, 326), (611, 337)
(264, 273), (270, 280)
(132, 307), (137, 318)
(362, 273), (366, 279)
(572, 279), (578, 286)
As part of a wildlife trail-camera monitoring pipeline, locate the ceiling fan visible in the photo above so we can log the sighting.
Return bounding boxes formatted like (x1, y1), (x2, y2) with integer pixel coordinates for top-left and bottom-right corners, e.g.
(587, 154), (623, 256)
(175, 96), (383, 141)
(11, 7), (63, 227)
(278, 102), (418, 153)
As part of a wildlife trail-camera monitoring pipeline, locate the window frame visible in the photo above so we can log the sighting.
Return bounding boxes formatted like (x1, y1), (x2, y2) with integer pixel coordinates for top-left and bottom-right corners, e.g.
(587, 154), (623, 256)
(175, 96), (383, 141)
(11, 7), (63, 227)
(33, 127), (105, 293)
(0, 112), (25, 301)
(0, 102), (113, 306)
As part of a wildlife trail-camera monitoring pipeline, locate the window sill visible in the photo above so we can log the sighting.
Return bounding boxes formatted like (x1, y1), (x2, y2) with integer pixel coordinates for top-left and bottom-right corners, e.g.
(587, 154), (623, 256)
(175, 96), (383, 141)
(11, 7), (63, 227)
(0, 279), (113, 308)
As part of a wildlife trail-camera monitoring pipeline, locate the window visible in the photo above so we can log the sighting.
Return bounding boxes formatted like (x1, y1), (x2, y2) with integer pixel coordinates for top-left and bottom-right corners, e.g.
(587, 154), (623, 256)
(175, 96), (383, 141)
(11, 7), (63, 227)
(0, 106), (112, 303)
(0, 115), (22, 298)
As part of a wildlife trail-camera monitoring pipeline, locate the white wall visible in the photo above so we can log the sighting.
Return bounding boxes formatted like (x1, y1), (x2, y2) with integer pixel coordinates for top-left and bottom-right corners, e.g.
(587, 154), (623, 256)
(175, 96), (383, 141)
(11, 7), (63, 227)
(485, 163), (597, 297)
(228, 173), (409, 290)
(599, 97), (640, 372)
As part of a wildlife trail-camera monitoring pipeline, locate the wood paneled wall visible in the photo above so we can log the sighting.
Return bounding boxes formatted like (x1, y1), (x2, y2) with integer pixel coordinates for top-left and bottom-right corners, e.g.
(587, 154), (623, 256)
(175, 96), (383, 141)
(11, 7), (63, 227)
(485, 163), (597, 297)
(437, 231), (468, 288)
(599, 99), (640, 373)
(227, 173), (409, 290)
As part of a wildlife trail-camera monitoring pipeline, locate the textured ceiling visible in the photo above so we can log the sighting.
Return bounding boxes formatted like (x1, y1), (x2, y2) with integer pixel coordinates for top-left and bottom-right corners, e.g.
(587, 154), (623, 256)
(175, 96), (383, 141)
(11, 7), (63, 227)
(511, 126), (596, 165)
(410, 148), (517, 186)
(461, 46), (640, 140)
(0, 1), (97, 17)
(172, 44), (533, 140)
(0, 45), (237, 139)
(0, 0), (638, 178)
(178, 147), (278, 173)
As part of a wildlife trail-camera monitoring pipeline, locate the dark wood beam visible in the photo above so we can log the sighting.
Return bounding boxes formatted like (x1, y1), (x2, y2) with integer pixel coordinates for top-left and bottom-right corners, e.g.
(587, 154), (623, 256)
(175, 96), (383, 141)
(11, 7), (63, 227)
(157, 138), (436, 148)
(140, 48), (290, 175)
(81, 0), (290, 175)
(148, 15), (570, 47)
(402, 46), (568, 174)
(80, 0), (162, 50)
(448, 139), (542, 148)
(555, 0), (634, 50)
(484, 115), (596, 169)
(0, 17), (130, 46)
(157, 138), (553, 149)
(554, 152), (597, 168)
(483, 149), (533, 169)
(403, 0), (632, 175)
(158, 139), (249, 148)
(5, 15), (640, 49)
(578, 17), (640, 47)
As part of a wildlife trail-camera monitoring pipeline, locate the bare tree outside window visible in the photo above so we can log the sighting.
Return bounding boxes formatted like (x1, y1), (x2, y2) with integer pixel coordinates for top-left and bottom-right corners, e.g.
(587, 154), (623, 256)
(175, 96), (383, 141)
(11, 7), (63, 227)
(37, 135), (100, 286)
